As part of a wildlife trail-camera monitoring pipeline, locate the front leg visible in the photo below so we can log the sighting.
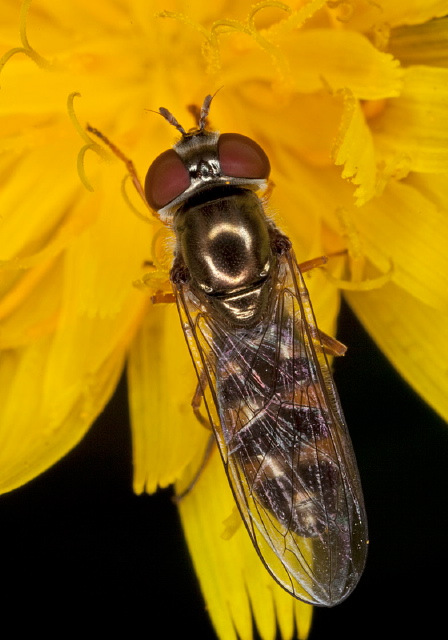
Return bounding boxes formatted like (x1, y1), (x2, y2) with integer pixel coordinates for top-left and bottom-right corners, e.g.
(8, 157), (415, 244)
(170, 252), (190, 285)
(268, 223), (292, 255)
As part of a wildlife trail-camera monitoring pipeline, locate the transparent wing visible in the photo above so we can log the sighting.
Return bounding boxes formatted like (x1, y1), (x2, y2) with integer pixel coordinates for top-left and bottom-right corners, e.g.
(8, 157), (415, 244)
(175, 250), (368, 606)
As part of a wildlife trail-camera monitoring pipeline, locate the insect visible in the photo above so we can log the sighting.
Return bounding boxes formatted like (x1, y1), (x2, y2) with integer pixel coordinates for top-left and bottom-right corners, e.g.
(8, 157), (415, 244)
(87, 94), (368, 607)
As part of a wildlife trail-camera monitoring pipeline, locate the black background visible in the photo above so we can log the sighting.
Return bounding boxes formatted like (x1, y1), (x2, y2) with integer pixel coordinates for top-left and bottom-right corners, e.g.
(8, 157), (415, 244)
(1, 300), (447, 639)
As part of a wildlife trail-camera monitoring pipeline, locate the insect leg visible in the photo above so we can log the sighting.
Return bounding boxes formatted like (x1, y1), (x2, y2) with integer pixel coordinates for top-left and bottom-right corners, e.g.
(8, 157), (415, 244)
(298, 255), (328, 272)
(191, 375), (213, 431)
(290, 251), (348, 356)
(175, 374), (216, 502)
(295, 254), (347, 355)
(296, 281), (347, 356)
(299, 251), (349, 274)
(150, 291), (176, 304)
(174, 433), (215, 502)
(318, 330), (347, 356)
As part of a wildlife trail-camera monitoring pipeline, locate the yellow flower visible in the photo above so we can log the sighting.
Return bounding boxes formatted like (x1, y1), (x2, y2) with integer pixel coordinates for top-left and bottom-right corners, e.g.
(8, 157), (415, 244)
(1, 0), (447, 638)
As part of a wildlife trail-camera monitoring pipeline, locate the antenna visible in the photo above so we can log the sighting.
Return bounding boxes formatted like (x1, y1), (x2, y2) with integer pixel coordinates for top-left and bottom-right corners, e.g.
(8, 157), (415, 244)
(157, 90), (221, 136)
(157, 107), (187, 135)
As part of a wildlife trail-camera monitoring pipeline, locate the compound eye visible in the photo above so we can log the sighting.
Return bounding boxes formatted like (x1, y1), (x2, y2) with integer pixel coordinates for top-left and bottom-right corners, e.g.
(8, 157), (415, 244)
(218, 133), (270, 180)
(145, 149), (190, 211)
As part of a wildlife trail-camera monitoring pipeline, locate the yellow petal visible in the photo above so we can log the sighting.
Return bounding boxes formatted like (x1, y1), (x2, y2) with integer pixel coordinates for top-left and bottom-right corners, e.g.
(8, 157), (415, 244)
(0, 156), (148, 492)
(0, 327), (127, 493)
(0, 255), (62, 348)
(128, 301), (209, 494)
(268, 170), (342, 339)
(346, 282), (448, 423)
(332, 90), (377, 205)
(216, 20), (402, 99)
(347, 0), (448, 31)
(1, 5), (445, 640)
(177, 447), (312, 640)
(67, 169), (153, 318)
(372, 66), (448, 173)
(292, 164), (448, 313)
(282, 29), (403, 99)
(352, 177), (448, 312)
(0, 145), (84, 262)
(389, 17), (448, 68)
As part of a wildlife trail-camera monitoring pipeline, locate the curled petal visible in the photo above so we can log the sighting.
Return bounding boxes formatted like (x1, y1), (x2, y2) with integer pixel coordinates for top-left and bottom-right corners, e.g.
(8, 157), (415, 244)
(333, 89), (377, 206)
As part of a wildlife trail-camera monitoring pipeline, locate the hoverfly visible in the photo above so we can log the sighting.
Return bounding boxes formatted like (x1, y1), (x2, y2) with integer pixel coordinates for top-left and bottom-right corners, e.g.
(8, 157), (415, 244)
(87, 94), (368, 607)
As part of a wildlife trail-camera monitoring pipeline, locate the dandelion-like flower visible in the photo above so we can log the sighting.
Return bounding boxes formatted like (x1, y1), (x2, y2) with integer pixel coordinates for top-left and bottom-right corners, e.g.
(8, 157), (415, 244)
(1, 1), (447, 638)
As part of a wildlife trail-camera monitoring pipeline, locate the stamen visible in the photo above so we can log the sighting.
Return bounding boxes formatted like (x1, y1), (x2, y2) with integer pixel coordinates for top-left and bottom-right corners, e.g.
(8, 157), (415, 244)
(133, 224), (172, 293)
(67, 93), (109, 192)
(67, 93), (92, 144)
(156, 10), (210, 38)
(246, 2), (292, 83)
(76, 145), (96, 193)
(0, 0), (51, 83)
(158, 4), (295, 85)
(150, 225), (172, 272)
(84, 121), (158, 221)
(120, 175), (156, 224)
(208, 6), (292, 84)
(267, 0), (328, 36)
(325, 266), (394, 292)
(326, 207), (394, 291)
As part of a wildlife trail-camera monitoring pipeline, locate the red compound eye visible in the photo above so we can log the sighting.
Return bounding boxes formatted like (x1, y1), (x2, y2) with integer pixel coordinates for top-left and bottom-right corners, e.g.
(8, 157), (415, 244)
(218, 133), (270, 180)
(145, 149), (190, 211)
